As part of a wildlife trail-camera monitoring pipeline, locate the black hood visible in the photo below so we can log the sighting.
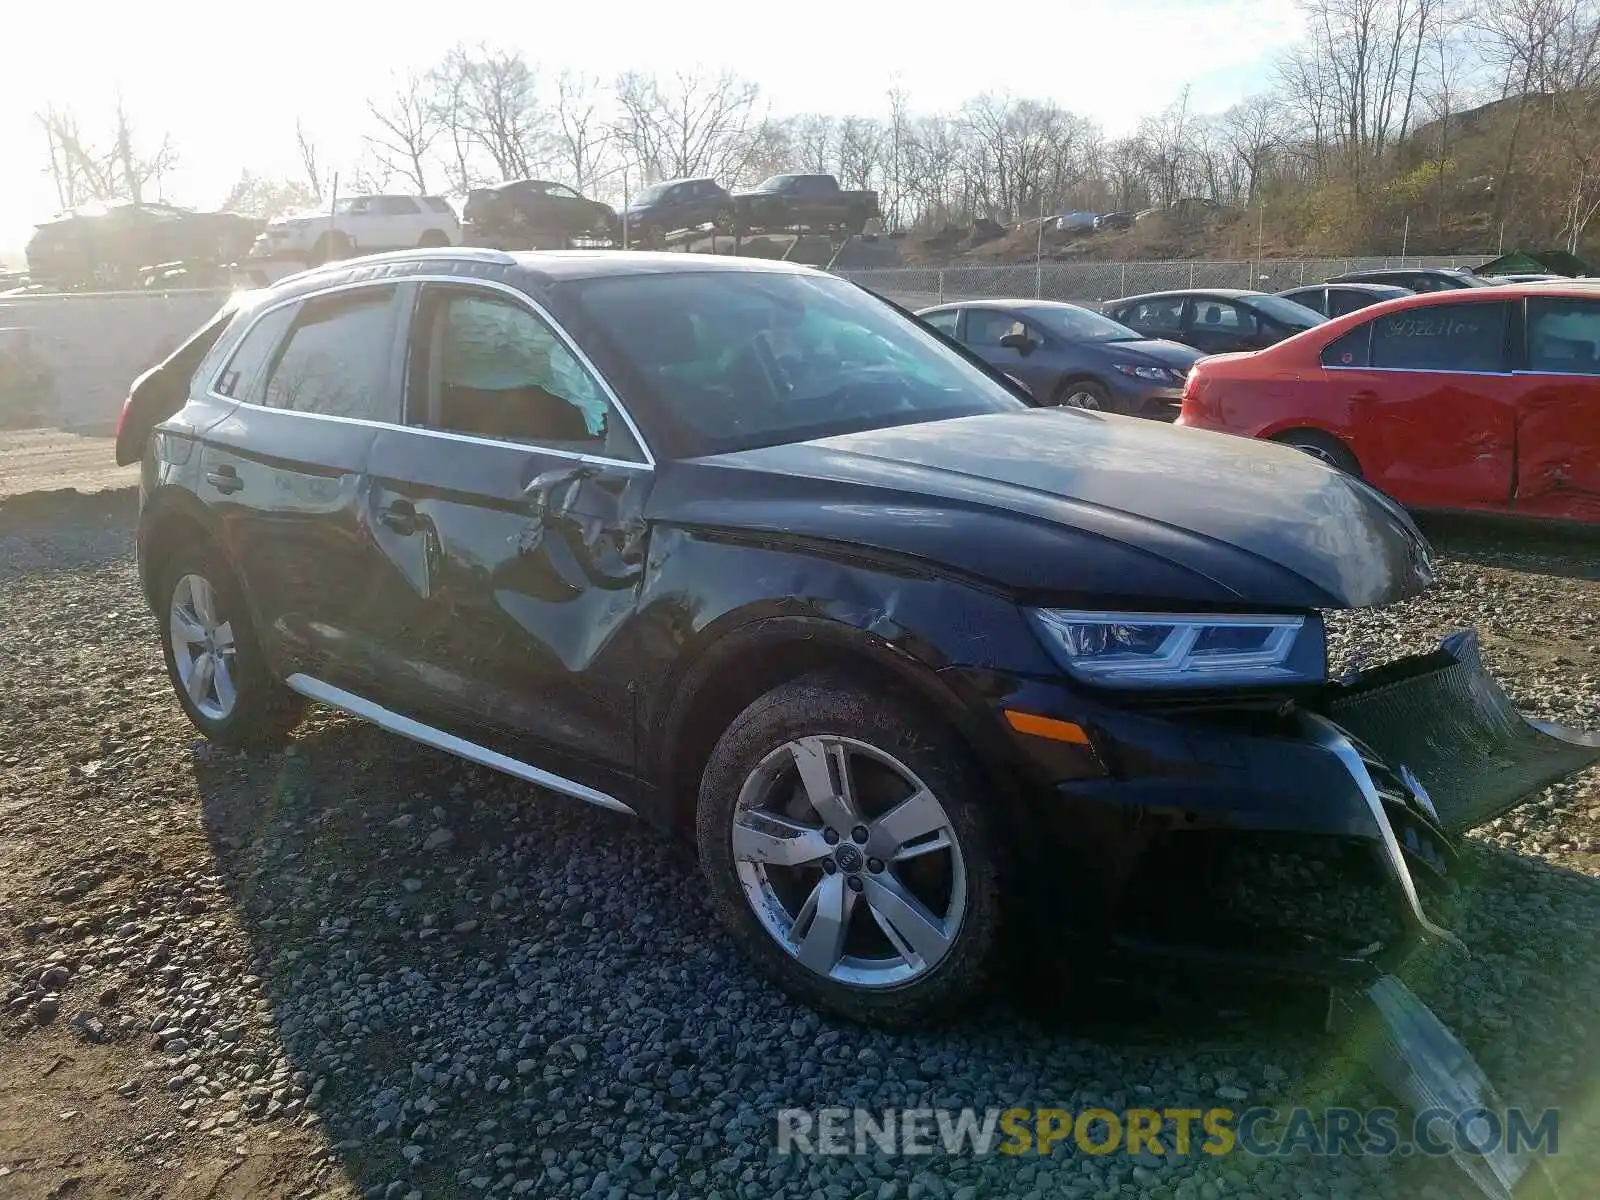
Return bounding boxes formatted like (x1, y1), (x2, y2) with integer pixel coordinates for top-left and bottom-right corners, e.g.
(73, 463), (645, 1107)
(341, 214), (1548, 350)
(649, 409), (1434, 611)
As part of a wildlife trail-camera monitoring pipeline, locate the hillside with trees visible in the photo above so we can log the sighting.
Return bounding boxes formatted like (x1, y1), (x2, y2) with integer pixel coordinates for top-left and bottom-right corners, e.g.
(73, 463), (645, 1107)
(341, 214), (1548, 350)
(29, 1), (1600, 265)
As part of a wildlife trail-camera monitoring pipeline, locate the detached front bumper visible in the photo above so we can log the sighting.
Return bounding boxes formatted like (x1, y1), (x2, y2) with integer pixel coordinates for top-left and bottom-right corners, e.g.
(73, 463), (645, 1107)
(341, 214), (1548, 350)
(964, 628), (1600, 985)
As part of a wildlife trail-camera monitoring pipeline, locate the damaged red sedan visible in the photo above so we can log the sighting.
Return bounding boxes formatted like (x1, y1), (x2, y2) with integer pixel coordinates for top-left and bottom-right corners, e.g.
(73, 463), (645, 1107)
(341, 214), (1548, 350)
(1179, 282), (1600, 525)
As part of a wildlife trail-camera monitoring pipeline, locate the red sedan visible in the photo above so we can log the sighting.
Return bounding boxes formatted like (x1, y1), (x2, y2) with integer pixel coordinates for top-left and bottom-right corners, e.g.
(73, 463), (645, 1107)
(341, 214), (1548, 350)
(1178, 282), (1600, 524)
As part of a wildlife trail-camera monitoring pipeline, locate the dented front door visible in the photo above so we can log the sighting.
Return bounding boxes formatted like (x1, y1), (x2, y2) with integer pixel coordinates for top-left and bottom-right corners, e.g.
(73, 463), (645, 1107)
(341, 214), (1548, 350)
(363, 427), (652, 786)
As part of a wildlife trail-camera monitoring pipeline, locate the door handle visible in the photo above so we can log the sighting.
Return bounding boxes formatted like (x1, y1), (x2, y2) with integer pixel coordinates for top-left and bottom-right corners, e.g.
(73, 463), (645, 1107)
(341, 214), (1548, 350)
(204, 465), (242, 494)
(378, 500), (420, 536)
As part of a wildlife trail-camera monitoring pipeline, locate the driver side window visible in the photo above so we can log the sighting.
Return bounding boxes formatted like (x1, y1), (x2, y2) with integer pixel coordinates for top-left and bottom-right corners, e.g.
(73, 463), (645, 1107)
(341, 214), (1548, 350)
(409, 286), (643, 460)
(966, 309), (1026, 347)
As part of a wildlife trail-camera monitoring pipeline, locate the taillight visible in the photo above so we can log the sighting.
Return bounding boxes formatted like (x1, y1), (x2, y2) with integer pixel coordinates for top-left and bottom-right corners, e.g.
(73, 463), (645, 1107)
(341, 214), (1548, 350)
(115, 393), (134, 440)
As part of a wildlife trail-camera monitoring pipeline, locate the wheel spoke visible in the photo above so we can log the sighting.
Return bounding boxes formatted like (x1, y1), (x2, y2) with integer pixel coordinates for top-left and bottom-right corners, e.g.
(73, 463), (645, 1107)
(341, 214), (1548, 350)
(189, 577), (218, 628)
(211, 653), (237, 714)
(170, 605), (206, 647)
(862, 872), (953, 969)
(892, 830), (953, 862)
(211, 620), (236, 652)
(731, 813), (833, 868)
(792, 872), (855, 975)
(788, 737), (857, 830)
(185, 651), (215, 706)
(866, 788), (948, 859)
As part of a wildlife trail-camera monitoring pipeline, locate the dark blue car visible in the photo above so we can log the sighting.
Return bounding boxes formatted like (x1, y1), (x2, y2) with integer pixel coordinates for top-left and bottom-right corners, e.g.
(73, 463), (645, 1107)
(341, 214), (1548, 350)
(916, 299), (1202, 419)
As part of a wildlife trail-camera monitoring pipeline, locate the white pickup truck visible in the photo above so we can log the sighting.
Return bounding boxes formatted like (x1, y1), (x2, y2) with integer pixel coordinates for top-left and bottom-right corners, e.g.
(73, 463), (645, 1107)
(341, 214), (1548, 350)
(248, 195), (461, 266)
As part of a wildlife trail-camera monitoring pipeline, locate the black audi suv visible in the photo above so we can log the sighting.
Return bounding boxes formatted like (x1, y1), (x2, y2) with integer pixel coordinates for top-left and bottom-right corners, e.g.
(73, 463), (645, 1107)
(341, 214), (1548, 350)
(116, 248), (1599, 1028)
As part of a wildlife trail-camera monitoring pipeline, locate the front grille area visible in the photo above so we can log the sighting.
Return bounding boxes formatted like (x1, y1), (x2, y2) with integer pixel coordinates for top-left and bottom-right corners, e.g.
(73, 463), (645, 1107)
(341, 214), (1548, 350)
(1116, 830), (1408, 963)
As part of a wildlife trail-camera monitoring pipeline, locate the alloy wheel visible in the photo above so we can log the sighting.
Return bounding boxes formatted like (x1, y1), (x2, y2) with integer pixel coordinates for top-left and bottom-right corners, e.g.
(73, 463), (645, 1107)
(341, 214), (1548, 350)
(730, 735), (967, 988)
(1061, 390), (1103, 410)
(168, 573), (238, 720)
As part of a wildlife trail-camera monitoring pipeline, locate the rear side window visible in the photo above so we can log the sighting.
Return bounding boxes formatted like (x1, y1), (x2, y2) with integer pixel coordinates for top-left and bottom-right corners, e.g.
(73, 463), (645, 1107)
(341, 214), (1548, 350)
(375, 197), (420, 215)
(262, 287), (401, 420)
(1527, 297), (1600, 375)
(214, 306), (295, 400)
(1371, 301), (1509, 372)
(1320, 324), (1373, 368)
(1281, 288), (1326, 315)
(920, 310), (960, 337)
(1191, 300), (1256, 334)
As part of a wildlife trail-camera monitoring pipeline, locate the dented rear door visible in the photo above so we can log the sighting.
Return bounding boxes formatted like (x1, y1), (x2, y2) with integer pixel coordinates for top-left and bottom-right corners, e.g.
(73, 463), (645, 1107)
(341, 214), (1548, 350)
(1512, 295), (1600, 521)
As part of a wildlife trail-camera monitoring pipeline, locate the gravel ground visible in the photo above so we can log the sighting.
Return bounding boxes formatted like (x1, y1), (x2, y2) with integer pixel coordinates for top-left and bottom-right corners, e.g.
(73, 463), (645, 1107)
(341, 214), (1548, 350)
(0, 492), (1596, 1200)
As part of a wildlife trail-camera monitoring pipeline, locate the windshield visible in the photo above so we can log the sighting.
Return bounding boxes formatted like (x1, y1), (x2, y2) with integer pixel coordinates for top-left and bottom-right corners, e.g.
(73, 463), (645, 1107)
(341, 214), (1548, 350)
(632, 182), (672, 205)
(564, 270), (1029, 456)
(1249, 294), (1327, 328)
(1027, 305), (1144, 342)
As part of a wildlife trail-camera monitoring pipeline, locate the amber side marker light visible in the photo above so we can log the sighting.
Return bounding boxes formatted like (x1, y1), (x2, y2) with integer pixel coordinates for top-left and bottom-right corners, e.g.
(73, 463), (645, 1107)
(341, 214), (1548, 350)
(1004, 710), (1091, 745)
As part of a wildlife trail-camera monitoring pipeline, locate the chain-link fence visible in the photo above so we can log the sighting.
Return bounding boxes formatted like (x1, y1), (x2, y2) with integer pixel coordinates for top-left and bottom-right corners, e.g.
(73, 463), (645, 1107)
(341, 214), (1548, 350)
(839, 255), (1497, 310)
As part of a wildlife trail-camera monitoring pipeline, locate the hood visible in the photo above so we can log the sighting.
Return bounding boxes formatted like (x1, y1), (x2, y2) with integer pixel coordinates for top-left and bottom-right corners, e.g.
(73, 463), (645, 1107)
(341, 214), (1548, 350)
(650, 409), (1433, 610)
(1102, 338), (1202, 370)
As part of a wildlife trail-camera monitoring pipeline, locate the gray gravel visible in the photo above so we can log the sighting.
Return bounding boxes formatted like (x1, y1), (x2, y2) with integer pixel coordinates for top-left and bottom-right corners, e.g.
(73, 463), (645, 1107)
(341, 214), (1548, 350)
(0, 497), (1596, 1200)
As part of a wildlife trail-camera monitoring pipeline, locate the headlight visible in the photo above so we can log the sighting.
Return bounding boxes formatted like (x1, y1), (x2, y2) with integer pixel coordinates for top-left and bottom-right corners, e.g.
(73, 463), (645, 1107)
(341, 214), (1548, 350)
(1028, 609), (1326, 689)
(1113, 363), (1171, 382)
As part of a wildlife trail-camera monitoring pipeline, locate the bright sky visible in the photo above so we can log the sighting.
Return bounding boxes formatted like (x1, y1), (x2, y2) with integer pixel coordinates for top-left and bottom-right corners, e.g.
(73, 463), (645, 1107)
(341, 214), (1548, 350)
(0, 0), (1303, 256)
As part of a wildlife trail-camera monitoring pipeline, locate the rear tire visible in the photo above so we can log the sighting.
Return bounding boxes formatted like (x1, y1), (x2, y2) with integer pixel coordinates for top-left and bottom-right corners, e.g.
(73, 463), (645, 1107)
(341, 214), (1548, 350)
(1273, 429), (1360, 475)
(154, 541), (303, 751)
(696, 671), (1006, 1027)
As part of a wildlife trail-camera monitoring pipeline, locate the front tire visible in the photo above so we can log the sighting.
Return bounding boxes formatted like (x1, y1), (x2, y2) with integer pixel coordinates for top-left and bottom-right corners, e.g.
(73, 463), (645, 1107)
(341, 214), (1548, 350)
(696, 672), (1005, 1027)
(1055, 379), (1110, 410)
(155, 543), (303, 750)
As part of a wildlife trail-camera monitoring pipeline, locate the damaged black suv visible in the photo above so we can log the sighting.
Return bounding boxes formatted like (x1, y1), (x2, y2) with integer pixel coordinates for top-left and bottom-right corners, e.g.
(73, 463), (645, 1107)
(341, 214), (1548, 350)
(117, 249), (1599, 1033)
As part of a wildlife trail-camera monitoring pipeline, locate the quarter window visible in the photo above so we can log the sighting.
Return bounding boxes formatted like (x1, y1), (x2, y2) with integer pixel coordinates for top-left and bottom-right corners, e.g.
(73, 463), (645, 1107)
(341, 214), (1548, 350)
(1370, 301), (1508, 372)
(214, 306), (296, 401)
(261, 287), (401, 420)
(413, 287), (641, 460)
(1320, 324), (1373, 368)
(1527, 298), (1600, 375)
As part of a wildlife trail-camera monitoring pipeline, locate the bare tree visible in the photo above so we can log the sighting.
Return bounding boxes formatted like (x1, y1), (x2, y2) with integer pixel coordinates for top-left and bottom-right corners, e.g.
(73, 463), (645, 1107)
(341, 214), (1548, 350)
(434, 47), (550, 182)
(612, 69), (763, 183)
(36, 99), (176, 209)
(221, 171), (320, 219)
(1221, 93), (1287, 203)
(553, 71), (615, 194)
(295, 119), (324, 202)
(365, 72), (442, 193)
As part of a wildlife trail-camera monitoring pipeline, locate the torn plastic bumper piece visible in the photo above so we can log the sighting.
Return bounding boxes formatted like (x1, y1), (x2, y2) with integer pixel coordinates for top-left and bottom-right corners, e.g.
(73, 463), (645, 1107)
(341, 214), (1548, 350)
(1335, 975), (1560, 1200)
(1324, 630), (1600, 837)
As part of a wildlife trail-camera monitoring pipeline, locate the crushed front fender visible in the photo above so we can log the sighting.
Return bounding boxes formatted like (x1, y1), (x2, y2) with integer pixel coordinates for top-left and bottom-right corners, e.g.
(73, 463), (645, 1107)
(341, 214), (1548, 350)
(1322, 629), (1600, 837)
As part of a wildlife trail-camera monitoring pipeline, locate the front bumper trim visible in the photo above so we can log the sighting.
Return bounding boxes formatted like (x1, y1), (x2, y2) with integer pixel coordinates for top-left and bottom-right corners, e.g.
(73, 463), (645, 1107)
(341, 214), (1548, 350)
(1301, 711), (1464, 952)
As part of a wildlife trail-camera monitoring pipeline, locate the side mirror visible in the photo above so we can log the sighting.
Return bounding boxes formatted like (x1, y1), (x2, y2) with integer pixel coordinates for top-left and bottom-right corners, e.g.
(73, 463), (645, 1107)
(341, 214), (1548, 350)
(999, 331), (1036, 355)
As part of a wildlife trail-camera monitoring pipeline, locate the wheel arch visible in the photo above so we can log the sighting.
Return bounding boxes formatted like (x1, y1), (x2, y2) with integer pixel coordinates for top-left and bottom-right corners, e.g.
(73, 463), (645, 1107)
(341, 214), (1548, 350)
(1265, 425), (1363, 474)
(1050, 372), (1111, 403)
(138, 486), (229, 609)
(651, 613), (1028, 838)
